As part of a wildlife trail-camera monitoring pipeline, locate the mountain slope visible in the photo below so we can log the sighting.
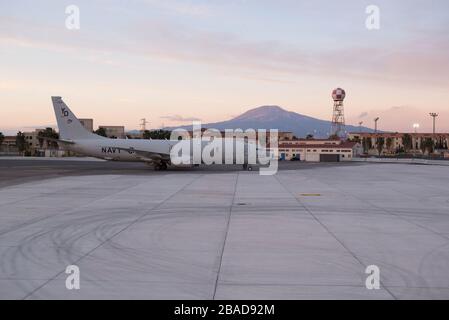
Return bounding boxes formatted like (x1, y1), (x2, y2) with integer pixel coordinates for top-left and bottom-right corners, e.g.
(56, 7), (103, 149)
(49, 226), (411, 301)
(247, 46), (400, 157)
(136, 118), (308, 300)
(166, 105), (373, 138)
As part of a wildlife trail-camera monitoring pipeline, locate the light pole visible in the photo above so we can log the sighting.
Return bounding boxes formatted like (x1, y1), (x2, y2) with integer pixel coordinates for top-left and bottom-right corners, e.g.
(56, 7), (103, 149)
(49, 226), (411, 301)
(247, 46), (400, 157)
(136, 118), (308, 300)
(359, 121), (363, 133)
(413, 123), (420, 134)
(374, 117), (380, 134)
(430, 113), (438, 148)
(429, 113), (438, 135)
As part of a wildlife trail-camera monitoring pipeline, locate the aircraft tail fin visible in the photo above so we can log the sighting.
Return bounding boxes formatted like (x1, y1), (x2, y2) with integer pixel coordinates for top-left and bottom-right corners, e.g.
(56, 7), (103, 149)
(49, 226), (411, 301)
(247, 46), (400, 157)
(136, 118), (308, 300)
(52, 96), (103, 140)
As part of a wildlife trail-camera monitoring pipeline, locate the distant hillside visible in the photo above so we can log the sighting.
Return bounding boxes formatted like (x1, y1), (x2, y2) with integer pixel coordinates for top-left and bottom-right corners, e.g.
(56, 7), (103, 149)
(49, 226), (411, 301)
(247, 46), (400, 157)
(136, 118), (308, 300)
(164, 105), (374, 138)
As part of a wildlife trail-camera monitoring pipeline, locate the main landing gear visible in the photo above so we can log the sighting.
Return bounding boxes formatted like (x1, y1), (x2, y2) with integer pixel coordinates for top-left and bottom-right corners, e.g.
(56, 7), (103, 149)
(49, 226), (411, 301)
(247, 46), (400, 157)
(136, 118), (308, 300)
(154, 162), (168, 171)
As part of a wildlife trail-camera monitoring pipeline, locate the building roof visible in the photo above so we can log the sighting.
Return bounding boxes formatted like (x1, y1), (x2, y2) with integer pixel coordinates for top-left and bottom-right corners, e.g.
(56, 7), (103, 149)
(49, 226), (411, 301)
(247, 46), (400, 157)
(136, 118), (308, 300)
(276, 141), (358, 149)
(294, 138), (340, 141)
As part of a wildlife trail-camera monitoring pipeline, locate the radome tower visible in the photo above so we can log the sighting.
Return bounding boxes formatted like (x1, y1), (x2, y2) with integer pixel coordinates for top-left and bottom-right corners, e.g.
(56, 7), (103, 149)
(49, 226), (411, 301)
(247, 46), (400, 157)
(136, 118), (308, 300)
(331, 88), (346, 138)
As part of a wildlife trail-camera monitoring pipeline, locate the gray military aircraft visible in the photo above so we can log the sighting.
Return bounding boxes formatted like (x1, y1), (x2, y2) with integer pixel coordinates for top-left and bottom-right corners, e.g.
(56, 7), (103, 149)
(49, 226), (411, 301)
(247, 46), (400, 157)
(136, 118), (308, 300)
(51, 96), (253, 170)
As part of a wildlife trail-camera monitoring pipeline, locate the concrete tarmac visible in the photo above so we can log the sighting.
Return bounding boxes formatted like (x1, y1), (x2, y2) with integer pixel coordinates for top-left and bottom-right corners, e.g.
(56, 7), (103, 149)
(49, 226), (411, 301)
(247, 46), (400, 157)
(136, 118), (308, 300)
(0, 159), (448, 299)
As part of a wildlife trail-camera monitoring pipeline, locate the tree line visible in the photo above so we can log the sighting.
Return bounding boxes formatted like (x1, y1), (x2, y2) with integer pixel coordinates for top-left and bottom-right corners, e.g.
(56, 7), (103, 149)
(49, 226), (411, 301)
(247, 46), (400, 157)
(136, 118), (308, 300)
(356, 133), (446, 156)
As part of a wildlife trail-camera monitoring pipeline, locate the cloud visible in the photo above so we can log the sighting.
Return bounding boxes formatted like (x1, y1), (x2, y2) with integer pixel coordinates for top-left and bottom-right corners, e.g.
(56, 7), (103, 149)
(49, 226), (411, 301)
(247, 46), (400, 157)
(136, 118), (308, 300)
(357, 112), (368, 119)
(160, 114), (202, 122)
(128, 19), (449, 87)
(1, 13), (449, 87)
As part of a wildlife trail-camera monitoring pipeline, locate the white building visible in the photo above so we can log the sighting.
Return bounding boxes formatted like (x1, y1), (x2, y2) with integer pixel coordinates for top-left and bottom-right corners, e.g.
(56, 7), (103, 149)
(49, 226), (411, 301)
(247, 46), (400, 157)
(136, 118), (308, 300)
(274, 140), (360, 162)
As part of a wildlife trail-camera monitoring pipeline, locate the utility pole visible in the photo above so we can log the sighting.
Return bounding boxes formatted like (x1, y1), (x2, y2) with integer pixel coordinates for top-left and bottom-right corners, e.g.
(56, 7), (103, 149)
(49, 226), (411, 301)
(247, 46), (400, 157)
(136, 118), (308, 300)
(140, 118), (150, 138)
(374, 117), (380, 134)
(140, 118), (149, 131)
(359, 121), (363, 133)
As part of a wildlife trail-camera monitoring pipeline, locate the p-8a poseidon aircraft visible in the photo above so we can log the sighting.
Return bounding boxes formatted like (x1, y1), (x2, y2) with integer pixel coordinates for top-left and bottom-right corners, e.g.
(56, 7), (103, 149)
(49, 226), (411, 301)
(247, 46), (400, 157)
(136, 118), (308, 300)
(51, 96), (253, 170)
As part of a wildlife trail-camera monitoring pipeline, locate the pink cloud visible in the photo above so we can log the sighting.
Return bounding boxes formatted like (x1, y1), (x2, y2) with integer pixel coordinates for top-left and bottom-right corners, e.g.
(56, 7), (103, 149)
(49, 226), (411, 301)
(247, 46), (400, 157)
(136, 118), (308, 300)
(1, 15), (448, 88)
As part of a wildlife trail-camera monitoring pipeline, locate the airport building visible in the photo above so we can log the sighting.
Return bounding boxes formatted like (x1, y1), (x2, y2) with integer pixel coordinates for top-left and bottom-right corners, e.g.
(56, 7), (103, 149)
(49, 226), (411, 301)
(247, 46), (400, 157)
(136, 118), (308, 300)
(24, 129), (45, 150)
(0, 136), (19, 155)
(348, 132), (449, 156)
(99, 126), (126, 139)
(1, 136), (18, 148)
(22, 129), (67, 157)
(274, 140), (360, 162)
(78, 118), (127, 139)
(79, 118), (94, 132)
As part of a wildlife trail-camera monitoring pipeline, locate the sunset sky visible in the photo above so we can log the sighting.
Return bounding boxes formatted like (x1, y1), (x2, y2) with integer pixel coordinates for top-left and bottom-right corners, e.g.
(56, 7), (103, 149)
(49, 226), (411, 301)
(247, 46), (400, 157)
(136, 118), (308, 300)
(1, 0), (448, 135)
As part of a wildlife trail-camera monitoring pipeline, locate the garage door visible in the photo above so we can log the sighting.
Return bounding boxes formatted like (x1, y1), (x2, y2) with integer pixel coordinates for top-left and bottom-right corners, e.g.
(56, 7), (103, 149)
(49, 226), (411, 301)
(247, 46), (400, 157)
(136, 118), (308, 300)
(305, 153), (320, 162)
(320, 154), (340, 162)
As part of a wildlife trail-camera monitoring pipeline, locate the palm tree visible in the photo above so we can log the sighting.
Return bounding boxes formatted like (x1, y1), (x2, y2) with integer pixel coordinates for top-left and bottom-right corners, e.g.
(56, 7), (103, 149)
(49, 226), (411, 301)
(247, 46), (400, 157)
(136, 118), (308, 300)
(386, 137), (393, 153)
(16, 131), (28, 154)
(143, 130), (171, 140)
(362, 137), (372, 153)
(402, 134), (412, 153)
(94, 127), (107, 137)
(421, 138), (434, 155)
(376, 137), (385, 156)
(0, 132), (4, 148)
(37, 128), (59, 149)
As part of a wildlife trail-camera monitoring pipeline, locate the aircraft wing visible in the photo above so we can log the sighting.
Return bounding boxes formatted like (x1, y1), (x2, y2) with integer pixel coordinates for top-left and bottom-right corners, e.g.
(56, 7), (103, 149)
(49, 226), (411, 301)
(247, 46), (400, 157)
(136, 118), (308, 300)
(114, 147), (170, 163)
